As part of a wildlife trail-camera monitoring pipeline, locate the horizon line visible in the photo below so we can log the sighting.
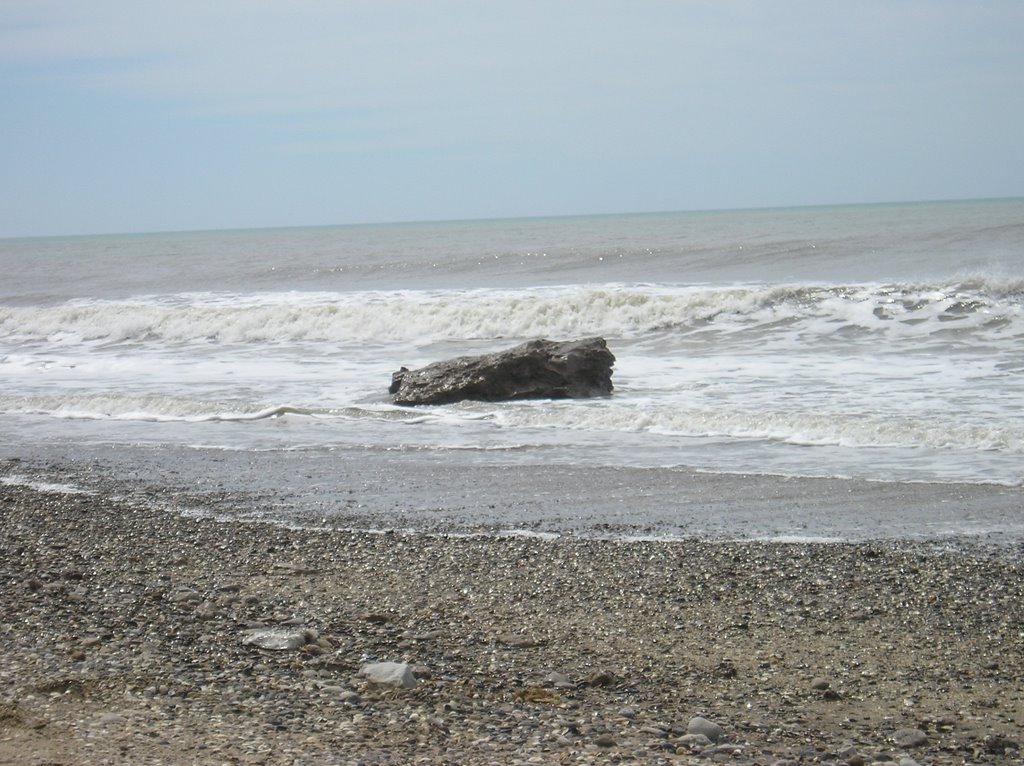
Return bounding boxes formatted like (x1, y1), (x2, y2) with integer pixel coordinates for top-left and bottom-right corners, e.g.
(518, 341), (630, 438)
(4, 194), (1022, 242)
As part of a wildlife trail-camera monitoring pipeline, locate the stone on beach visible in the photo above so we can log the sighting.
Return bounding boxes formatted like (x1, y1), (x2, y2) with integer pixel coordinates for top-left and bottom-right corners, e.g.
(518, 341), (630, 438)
(360, 661), (417, 688)
(544, 671), (574, 688)
(240, 627), (313, 651)
(687, 715), (724, 743)
(677, 733), (714, 750)
(498, 633), (539, 648)
(388, 337), (614, 405)
(892, 727), (929, 748)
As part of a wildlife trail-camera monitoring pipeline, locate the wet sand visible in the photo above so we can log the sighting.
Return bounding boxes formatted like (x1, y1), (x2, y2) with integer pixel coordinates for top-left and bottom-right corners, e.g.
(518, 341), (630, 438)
(2, 462), (1022, 765)
(2, 442), (1023, 543)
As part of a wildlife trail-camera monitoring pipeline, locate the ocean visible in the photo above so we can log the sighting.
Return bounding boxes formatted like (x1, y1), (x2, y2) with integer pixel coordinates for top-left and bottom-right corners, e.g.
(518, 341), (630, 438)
(2, 199), (1022, 542)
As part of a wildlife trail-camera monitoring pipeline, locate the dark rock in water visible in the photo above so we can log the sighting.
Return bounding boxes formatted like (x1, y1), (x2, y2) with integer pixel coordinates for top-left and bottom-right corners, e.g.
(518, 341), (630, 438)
(389, 337), (615, 405)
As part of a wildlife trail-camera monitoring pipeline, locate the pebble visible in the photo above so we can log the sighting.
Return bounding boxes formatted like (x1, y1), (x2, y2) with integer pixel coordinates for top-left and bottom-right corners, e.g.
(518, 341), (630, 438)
(544, 671), (573, 687)
(194, 600), (223, 620)
(678, 733), (713, 750)
(338, 690), (362, 705)
(498, 634), (538, 648)
(360, 661), (417, 688)
(706, 743), (743, 756)
(687, 715), (724, 743)
(585, 670), (614, 687)
(168, 587), (202, 604)
(240, 627), (311, 650)
(892, 727), (928, 748)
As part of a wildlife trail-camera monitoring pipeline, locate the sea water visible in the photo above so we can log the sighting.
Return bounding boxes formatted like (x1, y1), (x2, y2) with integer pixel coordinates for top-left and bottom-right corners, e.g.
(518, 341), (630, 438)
(2, 199), (1022, 539)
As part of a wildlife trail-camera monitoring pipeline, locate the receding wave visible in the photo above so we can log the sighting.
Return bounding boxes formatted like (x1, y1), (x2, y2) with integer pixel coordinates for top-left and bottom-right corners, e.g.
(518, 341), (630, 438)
(6, 391), (1020, 457)
(492, 402), (1024, 456)
(0, 394), (443, 424)
(1, 278), (1021, 347)
(0, 394), (296, 422)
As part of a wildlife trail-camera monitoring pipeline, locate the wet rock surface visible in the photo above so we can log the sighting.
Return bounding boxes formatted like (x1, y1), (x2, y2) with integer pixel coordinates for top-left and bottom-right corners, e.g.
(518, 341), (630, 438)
(389, 337), (615, 404)
(1, 470), (1023, 764)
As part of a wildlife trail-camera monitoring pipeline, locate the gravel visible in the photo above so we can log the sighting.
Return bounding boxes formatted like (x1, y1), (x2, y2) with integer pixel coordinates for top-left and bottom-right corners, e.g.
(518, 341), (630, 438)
(2, 463), (1023, 765)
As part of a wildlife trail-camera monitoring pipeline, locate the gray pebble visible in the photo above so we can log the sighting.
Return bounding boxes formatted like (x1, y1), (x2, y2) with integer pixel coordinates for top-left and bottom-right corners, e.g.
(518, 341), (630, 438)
(544, 671), (573, 687)
(240, 627), (311, 650)
(892, 728), (928, 748)
(687, 716), (723, 743)
(678, 733), (713, 750)
(360, 661), (416, 688)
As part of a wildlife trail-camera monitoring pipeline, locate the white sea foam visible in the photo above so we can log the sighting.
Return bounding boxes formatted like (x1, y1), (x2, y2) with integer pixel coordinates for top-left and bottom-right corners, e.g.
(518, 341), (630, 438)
(5, 384), (1018, 463)
(491, 402), (1024, 454)
(0, 393), (304, 422)
(1, 279), (1021, 349)
(1, 475), (93, 495)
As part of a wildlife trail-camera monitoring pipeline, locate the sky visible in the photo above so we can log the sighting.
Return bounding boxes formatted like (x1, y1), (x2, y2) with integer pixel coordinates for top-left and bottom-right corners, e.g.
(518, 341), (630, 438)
(2, 1), (1023, 237)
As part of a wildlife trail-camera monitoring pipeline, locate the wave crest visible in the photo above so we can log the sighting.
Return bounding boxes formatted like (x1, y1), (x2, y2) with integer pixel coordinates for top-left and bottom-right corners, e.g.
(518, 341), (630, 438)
(1, 279), (1021, 347)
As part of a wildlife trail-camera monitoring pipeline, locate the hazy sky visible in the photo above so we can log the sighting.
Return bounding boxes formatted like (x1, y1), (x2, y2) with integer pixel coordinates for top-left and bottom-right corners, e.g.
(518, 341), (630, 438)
(3, 1), (1022, 237)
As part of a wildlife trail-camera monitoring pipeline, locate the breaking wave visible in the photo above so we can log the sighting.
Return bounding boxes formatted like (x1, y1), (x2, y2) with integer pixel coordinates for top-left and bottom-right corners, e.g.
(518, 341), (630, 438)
(1, 278), (1021, 348)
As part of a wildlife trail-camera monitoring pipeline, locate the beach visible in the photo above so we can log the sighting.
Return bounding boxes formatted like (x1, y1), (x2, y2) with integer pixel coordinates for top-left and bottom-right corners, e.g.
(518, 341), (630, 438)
(4, 0), (1023, 760)
(2, 202), (1023, 764)
(2, 465), (1022, 765)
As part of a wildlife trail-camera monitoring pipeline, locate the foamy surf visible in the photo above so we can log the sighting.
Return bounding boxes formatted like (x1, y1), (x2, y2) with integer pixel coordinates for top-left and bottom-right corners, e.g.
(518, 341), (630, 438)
(0, 475), (93, 495)
(2, 278), (1021, 348)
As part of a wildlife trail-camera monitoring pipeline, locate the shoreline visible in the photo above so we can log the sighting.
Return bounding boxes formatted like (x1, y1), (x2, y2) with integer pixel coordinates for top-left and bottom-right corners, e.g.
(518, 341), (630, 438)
(2, 468), (1023, 764)
(3, 446), (1023, 546)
